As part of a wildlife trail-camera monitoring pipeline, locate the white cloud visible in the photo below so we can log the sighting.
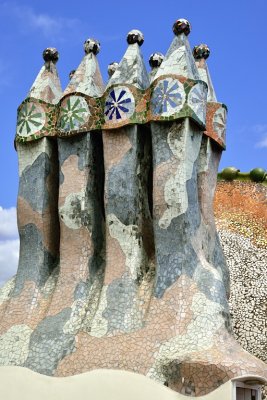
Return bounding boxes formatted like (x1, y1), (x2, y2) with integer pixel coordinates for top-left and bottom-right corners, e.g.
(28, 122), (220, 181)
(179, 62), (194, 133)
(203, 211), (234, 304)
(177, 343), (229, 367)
(237, 124), (267, 149)
(0, 60), (12, 91)
(0, 239), (19, 288)
(0, 206), (18, 239)
(0, 207), (19, 288)
(0, 2), (80, 40)
(254, 125), (267, 148)
(255, 136), (267, 148)
(253, 124), (267, 134)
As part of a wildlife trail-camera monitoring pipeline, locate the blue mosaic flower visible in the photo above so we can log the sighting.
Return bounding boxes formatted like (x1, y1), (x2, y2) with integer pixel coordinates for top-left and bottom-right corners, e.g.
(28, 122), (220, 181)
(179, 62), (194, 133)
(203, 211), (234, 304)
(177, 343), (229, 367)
(151, 78), (185, 116)
(104, 87), (135, 121)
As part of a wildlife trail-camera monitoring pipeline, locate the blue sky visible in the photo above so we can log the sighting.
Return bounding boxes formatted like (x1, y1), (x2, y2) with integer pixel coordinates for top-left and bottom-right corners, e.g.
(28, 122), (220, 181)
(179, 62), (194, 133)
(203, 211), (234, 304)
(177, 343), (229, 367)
(0, 0), (266, 284)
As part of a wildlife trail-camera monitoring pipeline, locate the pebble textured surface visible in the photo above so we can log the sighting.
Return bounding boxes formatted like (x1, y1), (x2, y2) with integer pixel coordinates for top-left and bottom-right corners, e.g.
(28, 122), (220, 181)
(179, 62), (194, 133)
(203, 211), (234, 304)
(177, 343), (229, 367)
(220, 230), (267, 362)
(215, 180), (267, 398)
(0, 22), (266, 398)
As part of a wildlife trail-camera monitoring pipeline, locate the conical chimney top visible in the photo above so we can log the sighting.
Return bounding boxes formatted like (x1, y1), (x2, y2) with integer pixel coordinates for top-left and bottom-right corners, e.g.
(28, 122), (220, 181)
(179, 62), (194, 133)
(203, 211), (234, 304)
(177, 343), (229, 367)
(152, 19), (200, 81)
(106, 29), (150, 90)
(193, 44), (217, 102)
(28, 47), (62, 104)
(63, 38), (104, 97)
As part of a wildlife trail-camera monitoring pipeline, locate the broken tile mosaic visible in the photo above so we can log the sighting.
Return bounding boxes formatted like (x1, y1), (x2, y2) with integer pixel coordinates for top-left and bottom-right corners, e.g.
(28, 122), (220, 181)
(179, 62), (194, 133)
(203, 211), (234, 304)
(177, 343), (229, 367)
(1, 18), (266, 399)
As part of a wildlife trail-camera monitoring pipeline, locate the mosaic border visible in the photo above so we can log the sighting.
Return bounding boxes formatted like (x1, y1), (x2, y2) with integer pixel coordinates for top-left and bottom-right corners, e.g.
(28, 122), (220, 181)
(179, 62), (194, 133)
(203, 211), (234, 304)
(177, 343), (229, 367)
(15, 77), (226, 149)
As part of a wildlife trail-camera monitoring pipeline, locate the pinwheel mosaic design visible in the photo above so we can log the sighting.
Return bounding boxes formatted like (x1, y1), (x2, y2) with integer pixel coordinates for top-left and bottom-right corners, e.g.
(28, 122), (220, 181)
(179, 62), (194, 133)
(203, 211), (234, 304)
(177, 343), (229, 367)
(17, 102), (46, 137)
(151, 78), (185, 117)
(104, 87), (135, 122)
(213, 107), (227, 139)
(188, 82), (207, 124)
(58, 96), (89, 132)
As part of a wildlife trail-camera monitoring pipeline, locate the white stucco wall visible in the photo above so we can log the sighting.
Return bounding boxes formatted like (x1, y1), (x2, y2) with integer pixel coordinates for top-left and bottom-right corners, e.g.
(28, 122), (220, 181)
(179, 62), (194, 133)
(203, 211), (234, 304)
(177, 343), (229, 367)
(0, 367), (235, 400)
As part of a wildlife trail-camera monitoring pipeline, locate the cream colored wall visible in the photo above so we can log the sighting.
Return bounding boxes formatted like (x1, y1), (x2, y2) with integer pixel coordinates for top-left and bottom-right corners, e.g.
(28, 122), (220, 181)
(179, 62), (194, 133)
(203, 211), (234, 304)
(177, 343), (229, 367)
(0, 367), (234, 400)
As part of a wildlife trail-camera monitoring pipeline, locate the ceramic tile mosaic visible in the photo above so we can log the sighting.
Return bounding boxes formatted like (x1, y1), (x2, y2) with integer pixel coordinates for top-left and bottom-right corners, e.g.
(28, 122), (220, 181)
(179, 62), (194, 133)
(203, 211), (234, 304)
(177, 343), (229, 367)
(1, 19), (266, 398)
(193, 45), (217, 103)
(192, 45), (227, 149)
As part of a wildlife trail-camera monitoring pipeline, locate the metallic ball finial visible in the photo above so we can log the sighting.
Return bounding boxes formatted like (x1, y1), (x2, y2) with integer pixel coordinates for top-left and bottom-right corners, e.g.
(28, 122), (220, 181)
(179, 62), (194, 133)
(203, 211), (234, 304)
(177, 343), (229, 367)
(43, 47), (59, 63)
(149, 52), (164, 68)
(84, 38), (100, 55)
(193, 44), (210, 60)
(108, 62), (119, 77)
(127, 29), (144, 46)
(172, 19), (191, 36)
(69, 69), (76, 80)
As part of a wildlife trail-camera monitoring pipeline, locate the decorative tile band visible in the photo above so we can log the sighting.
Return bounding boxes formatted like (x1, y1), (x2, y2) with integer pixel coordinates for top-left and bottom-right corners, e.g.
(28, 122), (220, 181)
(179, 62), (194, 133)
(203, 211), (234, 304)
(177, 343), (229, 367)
(15, 76), (226, 149)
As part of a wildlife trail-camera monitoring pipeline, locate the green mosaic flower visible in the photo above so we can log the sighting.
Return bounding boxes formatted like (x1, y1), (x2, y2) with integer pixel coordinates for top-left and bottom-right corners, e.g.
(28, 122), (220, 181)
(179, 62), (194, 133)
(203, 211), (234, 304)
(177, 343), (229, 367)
(59, 96), (90, 132)
(16, 102), (46, 137)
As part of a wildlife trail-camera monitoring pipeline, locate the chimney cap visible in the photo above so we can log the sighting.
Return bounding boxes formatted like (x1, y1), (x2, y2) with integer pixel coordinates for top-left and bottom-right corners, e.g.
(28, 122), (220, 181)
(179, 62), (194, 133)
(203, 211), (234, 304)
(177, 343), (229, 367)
(149, 52), (164, 68)
(42, 47), (59, 63)
(108, 62), (119, 77)
(127, 29), (144, 46)
(84, 38), (100, 55)
(193, 44), (210, 60)
(172, 19), (191, 36)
